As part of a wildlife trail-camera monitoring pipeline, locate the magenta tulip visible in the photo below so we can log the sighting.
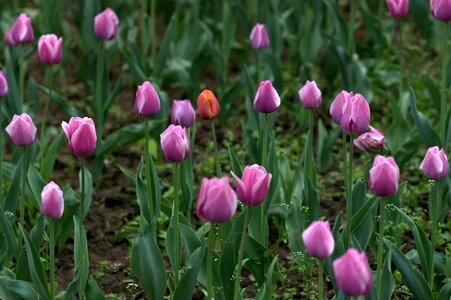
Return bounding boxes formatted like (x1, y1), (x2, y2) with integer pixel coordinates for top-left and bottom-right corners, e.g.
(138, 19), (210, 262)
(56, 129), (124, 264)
(330, 90), (351, 125)
(386, 0), (409, 18)
(134, 81), (160, 117)
(340, 93), (370, 134)
(430, 0), (451, 22)
(4, 29), (18, 47)
(302, 220), (335, 259)
(250, 23), (270, 49)
(41, 181), (64, 219)
(38, 34), (63, 65)
(299, 80), (322, 109)
(171, 99), (196, 128)
(369, 155), (400, 197)
(420, 146), (449, 180)
(354, 126), (385, 152)
(160, 125), (190, 162)
(196, 177), (237, 223)
(5, 113), (37, 146)
(9, 13), (34, 45)
(231, 164), (272, 206)
(0, 71), (8, 97)
(61, 117), (97, 157)
(254, 80), (280, 113)
(94, 8), (119, 40)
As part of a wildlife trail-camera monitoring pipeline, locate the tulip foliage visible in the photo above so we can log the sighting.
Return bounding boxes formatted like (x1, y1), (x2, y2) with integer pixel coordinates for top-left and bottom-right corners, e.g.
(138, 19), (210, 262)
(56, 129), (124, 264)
(0, 1), (450, 300)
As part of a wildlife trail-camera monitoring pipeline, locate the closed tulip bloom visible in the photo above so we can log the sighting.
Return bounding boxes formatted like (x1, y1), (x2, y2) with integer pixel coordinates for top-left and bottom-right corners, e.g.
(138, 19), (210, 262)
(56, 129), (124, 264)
(302, 220), (335, 259)
(430, 0), (451, 22)
(94, 8), (119, 40)
(38, 34), (63, 65)
(41, 181), (64, 219)
(0, 71), (8, 97)
(254, 80), (281, 113)
(420, 146), (449, 180)
(4, 29), (18, 47)
(333, 249), (373, 297)
(299, 80), (322, 109)
(196, 177), (237, 223)
(197, 89), (220, 120)
(5, 113), (37, 146)
(134, 81), (160, 117)
(171, 99), (196, 128)
(340, 93), (370, 134)
(369, 155), (400, 197)
(11, 13), (34, 44)
(250, 23), (270, 49)
(231, 164), (272, 206)
(61, 117), (97, 157)
(160, 125), (190, 162)
(354, 126), (385, 152)
(330, 90), (351, 125)
(386, 0), (409, 18)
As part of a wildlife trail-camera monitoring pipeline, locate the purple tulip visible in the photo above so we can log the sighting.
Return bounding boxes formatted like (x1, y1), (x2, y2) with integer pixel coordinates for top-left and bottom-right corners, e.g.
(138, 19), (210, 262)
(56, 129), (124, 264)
(5, 113), (37, 146)
(302, 220), (335, 259)
(386, 0), (409, 18)
(340, 93), (370, 134)
(330, 90), (351, 125)
(4, 29), (18, 47)
(231, 164), (272, 206)
(253, 80), (280, 113)
(369, 155), (400, 197)
(299, 80), (322, 109)
(160, 125), (190, 162)
(61, 117), (97, 157)
(171, 99), (196, 128)
(196, 177), (237, 223)
(41, 181), (64, 219)
(94, 8), (119, 40)
(0, 71), (8, 97)
(420, 146), (449, 180)
(38, 34), (63, 65)
(250, 23), (270, 50)
(10, 13), (34, 45)
(134, 81), (161, 117)
(333, 249), (373, 297)
(430, 0), (451, 22)
(354, 126), (385, 152)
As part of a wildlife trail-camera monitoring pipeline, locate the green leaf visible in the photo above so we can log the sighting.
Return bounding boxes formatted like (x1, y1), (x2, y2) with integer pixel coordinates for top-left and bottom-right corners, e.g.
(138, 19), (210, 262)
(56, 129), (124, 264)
(228, 146), (243, 178)
(155, 15), (176, 80)
(135, 160), (152, 226)
(79, 167), (93, 219)
(27, 166), (46, 209)
(255, 255), (278, 300)
(30, 214), (46, 251)
(0, 205), (19, 260)
(85, 276), (105, 299)
(0, 276), (39, 300)
(5, 158), (23, 213)
(40, 132), (64, 180)
(380, 250), (395, 300)
(439, 282), (451, 300)
(173, 247), (205, 300)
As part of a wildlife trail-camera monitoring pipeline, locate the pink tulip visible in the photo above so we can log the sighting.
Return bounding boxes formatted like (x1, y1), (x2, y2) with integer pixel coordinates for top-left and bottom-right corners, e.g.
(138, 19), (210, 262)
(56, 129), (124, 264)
(196, 177), (237, 223)
(38, 34), (63, 65)
(0, 71), (8, 97)
(94, 8), (119, 40)
(302, 220), (335, 259)
(41, 181), (64, 219)
(299, 80), (322, 109)
(330, 90), (351, 125)
(134, 81), (160, 117)
(61, 117), (97, 157)
(253, 80), (280, 113)
(430, 0), (451, 22)
(250, 23), (270, 49)
(340, 93), (370, 134)
(4, 29), (18, 47)
(420, 146), (449, 180)
(5, 113), (37, 146)
(386, 0), (409, 18)
(10, 13), (34, 44)
(160, 125), (190, 162)
(354, 126), (385, 152)
(333, 249), (373, 296)
(171, 99), (196, 128)
(231, 164), (272, 206)
(369, 155), (400, 197)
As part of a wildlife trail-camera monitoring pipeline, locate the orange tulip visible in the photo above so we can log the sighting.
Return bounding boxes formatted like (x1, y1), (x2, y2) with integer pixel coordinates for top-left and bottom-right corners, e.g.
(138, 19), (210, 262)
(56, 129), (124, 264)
(197, 89), (220, 120)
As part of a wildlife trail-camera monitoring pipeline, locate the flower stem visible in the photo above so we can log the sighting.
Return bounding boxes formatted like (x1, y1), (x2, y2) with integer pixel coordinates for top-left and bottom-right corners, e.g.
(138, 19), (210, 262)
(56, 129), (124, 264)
(80, 157), (85, 234)
(0, 100), (3, 205)
(318, 259), (324, 300)
(376, 197), (385, 299)
(49, 218), (55, 299)
(348, 0), (359, 56)
(19, 45), (24, 107)
(211, 120), (221, 176)
(344, 133), (354, 248)
(429, 181), (439, 290)
(440, 23), (449, 151)
(19, 147), (27, 246)
(255, 50), (261, 85)
(144, 118), (155, 237)
(306, 110), (315, 182)
(233, 207), (252, 300)
(150, 0), (157, 66)
(39, 66), (54, 159)
(262, 113), (269, 167)
(173, 163), (181, 286)
(95, 41), (104, 136)
(207, 223), (216, 300)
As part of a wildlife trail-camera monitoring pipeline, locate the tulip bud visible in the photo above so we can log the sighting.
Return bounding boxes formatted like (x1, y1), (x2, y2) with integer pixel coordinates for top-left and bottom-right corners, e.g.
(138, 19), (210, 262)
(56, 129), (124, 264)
(330, 90), (351, 125)
(299, 80), (322, 109)
(197, 89), (220, 120)
(340, 93), (370, 134)
(41, 181), (64, 219)
(253, 80), (281, 113)
(250, 23), (270, 50)
(171, 99), (196, 128)
(0, 71), (8, 97)
(4, 29), (18, 47)
(160, 125), (190, 162)
(332, 249), (373, 297)
(10, 13), (34, 45)
(369, 155), (400, 197)
(94, 8), (119, 40)
(134, 81), (160, 117)
(302, 220), (335, 259)
(38, 34), (63, 65)
(420, 146), (449, 180)
(231, 164), (272, 206)
(5, 113), (37, 146)
(386, 0), (409, 18)
(354, 126), (385, 152)
(61, 117), (97, 157)
(430, 0), (451, 22)
(196, 177), (237, 223)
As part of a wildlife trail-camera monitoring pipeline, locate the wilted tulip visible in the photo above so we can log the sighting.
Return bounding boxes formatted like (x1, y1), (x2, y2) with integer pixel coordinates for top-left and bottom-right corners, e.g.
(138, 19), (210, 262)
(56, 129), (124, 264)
(430, 0), (451, 22)
(340, 93), (370, 134)
(134, 81), (160, 117)
(160, 125), (190, 162)
(196, 177), (237, 223)
(302, 220), (335, 259)
(253, 80), (280, 113)
(171, 99), (196, 128)
(0, 71), (8, 97)
(299, 80), (322, 109)
(333, 249), (373, 296)
(5, 113), (37, 146)
(231, 164), (272, 206)
(38, 34), (63, 65)
(354, 126), (385, 152)
(197, 89), (220, 120)
(94, 8), (119, 40)
(250, 23), (270, 50)
(369, 155), (400, 197)
(420, 146), (449, 180)
(386, 0), (409, 18)
(4, 29), (18, 47)
(41, 181), (64, 219)
(10, 13), (34, 45)
(330, 90), (351, 125)
(61, 117), (97, 157)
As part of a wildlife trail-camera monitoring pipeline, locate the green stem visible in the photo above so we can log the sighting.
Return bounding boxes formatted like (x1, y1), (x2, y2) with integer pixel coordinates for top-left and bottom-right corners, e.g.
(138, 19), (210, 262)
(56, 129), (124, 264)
(376, 197), (385, 299)
(0, 99), (3, 205)
(306, 110), (315, 182)
(173, 163), (180, 286)
(211, 120), (221, 176)
(19, 45), (24, 107)
(318, 259), (323, 300)
(344, 133), (354, 248)
(49, 218), (55, 299)
(40, 66), (54, 158)
(144, 118), (155, 237)
(207, 223), (215, 300)
(20, 147), (27, 246)
(255, 50), (261, 85)
(429, 182), (439, 290)
(233, 207), (252, 300)
(95, 42), (104, 136)
(348, 0), (359, 56)
(150, 0), (157, 67)
(262, 114), (269, 167)
(440, 23), (449, 151)
(80, 157), (85, 235)
(221, 0), (228, 96)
